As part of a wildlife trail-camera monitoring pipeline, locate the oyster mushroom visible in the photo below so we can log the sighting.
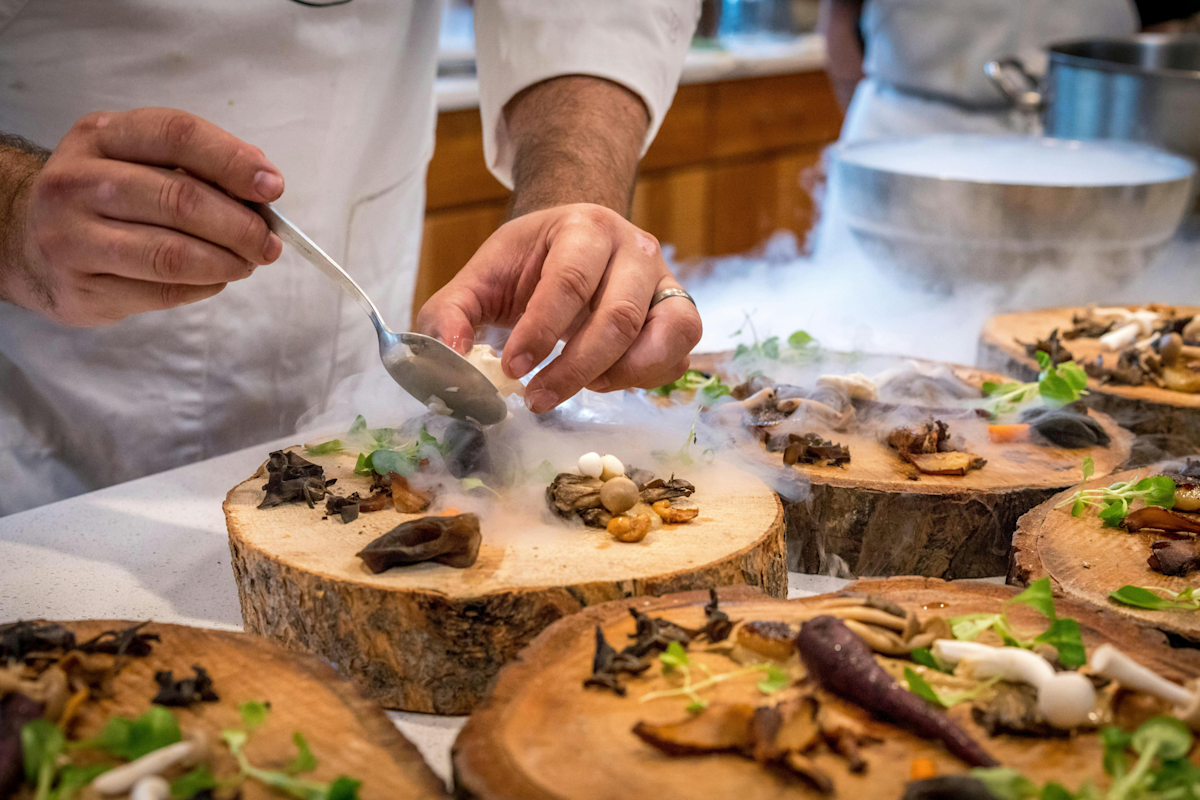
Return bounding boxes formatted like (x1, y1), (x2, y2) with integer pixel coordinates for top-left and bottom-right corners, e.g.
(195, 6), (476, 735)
(546, 473), (604, 517)
(356, 513), (481, 572)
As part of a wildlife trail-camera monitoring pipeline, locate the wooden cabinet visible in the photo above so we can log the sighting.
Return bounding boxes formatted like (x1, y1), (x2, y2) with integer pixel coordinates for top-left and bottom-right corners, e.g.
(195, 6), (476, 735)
(415, 70), (842, 318)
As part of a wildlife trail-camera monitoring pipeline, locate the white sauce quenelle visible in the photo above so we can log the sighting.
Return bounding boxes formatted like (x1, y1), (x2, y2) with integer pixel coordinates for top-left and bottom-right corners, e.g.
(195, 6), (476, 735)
(466, 345), (526, 398)
(600, 454), (625, 482)
(578, 452), (604, 478)
(932, 639), (1096, 729)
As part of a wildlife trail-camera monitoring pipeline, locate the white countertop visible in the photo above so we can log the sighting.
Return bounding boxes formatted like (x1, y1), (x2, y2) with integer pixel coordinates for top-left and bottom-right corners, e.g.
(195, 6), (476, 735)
(0, 434), (848, 790)
(436, 34), (828, 112)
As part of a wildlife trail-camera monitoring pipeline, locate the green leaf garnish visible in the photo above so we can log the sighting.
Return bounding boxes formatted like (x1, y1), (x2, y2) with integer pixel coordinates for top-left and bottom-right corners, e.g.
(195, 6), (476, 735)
(904, 667), (945, 707)
(170, 767), (218, 800)
(788, 330), (815, 349)
(983, 359), (1088, 415)
(239, 700), (271, 732)
(909, 647), (953, 673)
(22, 719), (65, 800)
(286, 733), (318, 775)
(1009, 578), (1056, 621)
(1035, 618), (1087, 668)
(304, 439), (343, 456)
(1058, 470), (1176, 527)
(756, 665), (790, 695)
(74, 706), (181, 761)
(1109, 585), (1200, 612)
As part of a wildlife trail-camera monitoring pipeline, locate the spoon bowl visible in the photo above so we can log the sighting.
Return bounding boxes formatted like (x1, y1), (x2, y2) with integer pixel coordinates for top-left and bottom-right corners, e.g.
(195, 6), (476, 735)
(255, 203), (508, 425)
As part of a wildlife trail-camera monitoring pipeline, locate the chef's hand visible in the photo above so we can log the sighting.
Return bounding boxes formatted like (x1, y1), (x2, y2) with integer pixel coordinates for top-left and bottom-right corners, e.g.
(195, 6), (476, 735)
(0, 108), (284, 326)
(417, 76), (701, 414)
(417, 204), (702, 413)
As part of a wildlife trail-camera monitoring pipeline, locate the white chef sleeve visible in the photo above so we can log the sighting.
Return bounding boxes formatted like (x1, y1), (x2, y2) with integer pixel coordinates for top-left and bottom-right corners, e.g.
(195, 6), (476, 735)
(473, 0), (701, 189)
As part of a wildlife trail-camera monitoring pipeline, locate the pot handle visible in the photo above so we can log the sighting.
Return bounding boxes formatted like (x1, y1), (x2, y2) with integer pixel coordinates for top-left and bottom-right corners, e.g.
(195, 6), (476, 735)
(984, 57), (1043, 113)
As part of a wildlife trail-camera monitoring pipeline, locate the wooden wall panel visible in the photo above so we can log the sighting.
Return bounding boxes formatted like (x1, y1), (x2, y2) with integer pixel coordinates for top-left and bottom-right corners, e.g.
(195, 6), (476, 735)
(415, 204), (508, 313)
(630, 166), (710, 260)
(414, 70), (843, 323)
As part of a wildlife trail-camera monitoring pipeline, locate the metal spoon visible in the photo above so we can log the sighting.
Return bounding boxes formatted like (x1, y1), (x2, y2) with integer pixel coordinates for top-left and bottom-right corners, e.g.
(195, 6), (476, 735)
(255, 203), (508, 426)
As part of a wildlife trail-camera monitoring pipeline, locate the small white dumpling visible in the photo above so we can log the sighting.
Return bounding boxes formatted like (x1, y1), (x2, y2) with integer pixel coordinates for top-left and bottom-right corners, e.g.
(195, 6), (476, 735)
(466, 344), (526, 398)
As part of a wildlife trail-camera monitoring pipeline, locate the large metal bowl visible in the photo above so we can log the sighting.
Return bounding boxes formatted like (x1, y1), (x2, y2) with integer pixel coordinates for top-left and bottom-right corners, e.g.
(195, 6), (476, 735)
(830, 134), (1196, 285)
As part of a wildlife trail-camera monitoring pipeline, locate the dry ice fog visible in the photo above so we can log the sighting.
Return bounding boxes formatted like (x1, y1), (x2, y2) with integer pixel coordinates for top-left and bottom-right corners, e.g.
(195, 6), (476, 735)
(298, 136), (1200, 552)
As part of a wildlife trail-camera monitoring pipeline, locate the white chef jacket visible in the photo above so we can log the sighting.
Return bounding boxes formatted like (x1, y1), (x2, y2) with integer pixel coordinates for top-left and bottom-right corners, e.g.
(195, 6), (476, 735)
(0, 0), (700, 516)
(840, 0), (1138, 142)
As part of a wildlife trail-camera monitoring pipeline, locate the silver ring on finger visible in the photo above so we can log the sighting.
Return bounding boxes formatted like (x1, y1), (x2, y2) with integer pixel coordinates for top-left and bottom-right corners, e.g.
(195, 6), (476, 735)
(649, 288), (696, 309)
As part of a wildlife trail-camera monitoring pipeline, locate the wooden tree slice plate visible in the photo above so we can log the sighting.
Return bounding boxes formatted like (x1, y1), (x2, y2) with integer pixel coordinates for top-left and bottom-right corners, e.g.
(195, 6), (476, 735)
(1012, 463), (1200, 643)
(40, 620), (447, 799)
(691, 352), (1132, 579)
(224, 450), (786, 715)
(453, 579), (1200, 800)
(978, 305), (1200, 463)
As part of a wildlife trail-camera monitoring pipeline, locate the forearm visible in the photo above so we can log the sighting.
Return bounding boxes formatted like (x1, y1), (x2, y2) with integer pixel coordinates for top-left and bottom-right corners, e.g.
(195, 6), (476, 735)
(503, 75), (649, 219)
(818, 0), (866, 111)
(0, 133), (50, 304)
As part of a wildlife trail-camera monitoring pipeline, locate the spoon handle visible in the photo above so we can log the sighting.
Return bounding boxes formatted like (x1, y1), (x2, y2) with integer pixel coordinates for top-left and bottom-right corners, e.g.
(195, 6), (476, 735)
(254, 202), (391, 336)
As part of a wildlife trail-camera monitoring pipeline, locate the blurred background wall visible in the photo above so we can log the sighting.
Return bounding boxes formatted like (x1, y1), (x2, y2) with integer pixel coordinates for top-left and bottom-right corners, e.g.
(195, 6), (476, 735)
(414, 0), (838, 317)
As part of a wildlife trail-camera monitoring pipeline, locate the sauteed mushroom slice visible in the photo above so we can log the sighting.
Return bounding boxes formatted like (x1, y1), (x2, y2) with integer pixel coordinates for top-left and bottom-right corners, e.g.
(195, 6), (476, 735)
(356, 513), (481, 572)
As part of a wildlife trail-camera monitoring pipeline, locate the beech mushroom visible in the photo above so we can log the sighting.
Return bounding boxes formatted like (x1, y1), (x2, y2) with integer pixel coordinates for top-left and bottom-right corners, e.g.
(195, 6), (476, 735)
(93, 733), (208, 795)
(131, 776), (170, 800)
(931, 640), (1095, 729)
(1091, 644), (1200, 729)
(600, 476), (639, 515)
(1100, 310), (1162, 351)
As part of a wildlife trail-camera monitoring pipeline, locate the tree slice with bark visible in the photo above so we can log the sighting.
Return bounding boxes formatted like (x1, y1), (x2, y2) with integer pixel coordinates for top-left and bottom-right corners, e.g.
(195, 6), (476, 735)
(978, 305), (1200, 464)
(31, 620), (448, 800)
(1011, 463), (1200, 644)
(690, 352), (1132, 579)
(224, 451), (786, 715)
(453, 579), (1200, 800)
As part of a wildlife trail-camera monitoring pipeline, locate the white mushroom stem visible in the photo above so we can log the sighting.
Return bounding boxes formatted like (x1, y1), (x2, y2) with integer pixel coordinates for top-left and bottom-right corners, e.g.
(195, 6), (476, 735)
(1100, 311), (1163, 351)
(92, 736), (206, 795)
(131, 776), (170, 800)
(1086, 306), (1137, 322)
(931, 640), (1096, 729)
(1091, 644), (1200, 729)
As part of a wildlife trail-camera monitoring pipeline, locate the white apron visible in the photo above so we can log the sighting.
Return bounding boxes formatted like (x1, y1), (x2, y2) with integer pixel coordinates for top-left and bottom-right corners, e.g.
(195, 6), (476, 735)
(0, 0), (699, 516)
(840, 0), (1139, 142)
(0, 0), (439, 515)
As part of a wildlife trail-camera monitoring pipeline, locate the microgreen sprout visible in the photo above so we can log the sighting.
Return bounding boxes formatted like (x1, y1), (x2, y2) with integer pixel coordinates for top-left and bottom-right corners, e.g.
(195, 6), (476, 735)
(982, 351), (1089, 415)
(730, 312), (821, 364)
(222, 701), (361, 800)
(1109, 585), (1200, 612)
(649, 370), (732, 404)
(903, 667), (999, 709)
(638, 641), (789, 711)
(1057, 459), (1175, 527)
(949, 578), (1086, 667)
(971, 716), (1199, 800)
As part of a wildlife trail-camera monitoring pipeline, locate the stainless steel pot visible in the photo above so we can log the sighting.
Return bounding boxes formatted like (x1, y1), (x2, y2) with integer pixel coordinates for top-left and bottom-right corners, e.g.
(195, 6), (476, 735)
(987, 34), (1200, 163)
(831, 134), (1195, 286)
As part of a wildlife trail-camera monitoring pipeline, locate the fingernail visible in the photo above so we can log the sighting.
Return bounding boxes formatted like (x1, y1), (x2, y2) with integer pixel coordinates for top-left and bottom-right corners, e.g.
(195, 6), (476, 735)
(589, 375), (611, 392)
(508, 352), (534, 379)
(254, 169), (284, 199)
(264, 232), (283, 262)
(525, 388), (559, 414)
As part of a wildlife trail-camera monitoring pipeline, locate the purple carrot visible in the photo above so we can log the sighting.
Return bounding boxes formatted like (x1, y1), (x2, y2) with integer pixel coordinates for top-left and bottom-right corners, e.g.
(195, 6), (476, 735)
(797, 615), (997, 768)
